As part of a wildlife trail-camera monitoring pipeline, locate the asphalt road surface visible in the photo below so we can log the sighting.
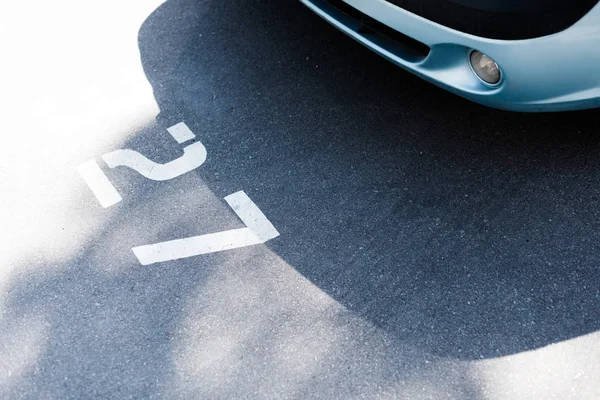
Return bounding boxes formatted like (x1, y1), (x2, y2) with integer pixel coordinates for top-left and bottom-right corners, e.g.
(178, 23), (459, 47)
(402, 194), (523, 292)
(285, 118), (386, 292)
(2, 0), (600, 399)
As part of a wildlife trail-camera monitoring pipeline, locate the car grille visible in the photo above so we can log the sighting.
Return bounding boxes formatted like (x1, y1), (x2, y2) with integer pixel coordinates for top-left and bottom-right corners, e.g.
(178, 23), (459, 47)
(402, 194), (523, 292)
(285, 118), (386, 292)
(318, 0), (430, 61)
(383, 0), (599, 40)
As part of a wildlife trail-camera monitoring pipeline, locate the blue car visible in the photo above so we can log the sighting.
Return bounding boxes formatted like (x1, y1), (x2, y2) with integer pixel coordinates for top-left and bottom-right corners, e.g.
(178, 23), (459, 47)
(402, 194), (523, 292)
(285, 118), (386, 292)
(302, 0), (600, 111)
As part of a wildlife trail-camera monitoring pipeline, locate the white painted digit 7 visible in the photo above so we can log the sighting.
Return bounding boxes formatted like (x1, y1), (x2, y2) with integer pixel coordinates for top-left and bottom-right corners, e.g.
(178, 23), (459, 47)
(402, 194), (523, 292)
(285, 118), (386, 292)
(131, 191), (280, 265)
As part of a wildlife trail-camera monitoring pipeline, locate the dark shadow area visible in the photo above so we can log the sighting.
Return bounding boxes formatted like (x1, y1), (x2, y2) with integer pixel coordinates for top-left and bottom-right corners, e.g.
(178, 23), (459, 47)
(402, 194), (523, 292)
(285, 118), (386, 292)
(1, 122), (483, 398)
(138, 0), (600, 360)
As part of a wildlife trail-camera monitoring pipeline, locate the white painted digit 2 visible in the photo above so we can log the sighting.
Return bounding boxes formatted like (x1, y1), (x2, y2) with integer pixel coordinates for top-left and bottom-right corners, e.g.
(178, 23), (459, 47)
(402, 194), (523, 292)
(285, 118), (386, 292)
(77, 122), (205, 207)
(102, 123), (206, 181)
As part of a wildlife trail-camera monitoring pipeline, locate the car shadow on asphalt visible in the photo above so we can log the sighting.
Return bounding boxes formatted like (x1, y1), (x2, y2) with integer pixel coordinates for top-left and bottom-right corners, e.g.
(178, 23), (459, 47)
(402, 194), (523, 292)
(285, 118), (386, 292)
(138, 0), (600, 360)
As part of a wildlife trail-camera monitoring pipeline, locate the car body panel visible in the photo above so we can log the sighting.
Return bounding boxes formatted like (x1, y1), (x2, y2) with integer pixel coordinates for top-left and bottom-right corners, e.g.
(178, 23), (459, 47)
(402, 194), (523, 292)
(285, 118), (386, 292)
(301, 0), (600, 111)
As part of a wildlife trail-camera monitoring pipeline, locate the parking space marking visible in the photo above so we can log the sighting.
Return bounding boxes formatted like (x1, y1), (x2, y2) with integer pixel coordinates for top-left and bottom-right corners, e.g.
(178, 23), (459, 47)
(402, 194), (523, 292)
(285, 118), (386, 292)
(77, 122), (280, 263)
(76, 160), (122, 208)
(167, 122), (196, 144)
(131, 191), (279, 265)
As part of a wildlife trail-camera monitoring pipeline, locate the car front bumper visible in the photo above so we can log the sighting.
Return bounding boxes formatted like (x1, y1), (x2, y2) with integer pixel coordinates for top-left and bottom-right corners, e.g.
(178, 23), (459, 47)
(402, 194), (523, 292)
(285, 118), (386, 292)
(301, 0), (600, 112)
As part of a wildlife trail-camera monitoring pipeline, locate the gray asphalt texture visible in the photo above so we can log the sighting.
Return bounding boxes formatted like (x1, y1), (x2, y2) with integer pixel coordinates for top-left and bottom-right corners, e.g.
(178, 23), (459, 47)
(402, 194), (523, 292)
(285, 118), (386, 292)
(3, 0), (600, 398)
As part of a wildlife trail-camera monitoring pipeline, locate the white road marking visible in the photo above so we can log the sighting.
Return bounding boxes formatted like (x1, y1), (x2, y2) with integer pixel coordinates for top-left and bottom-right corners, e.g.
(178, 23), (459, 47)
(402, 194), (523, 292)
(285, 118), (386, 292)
(101, 140), (207, 181)
(77, 123), (279, 261)
(167, 122), (196, 144)
(131, 191), (280, 265)
(76, 160), (122, 208)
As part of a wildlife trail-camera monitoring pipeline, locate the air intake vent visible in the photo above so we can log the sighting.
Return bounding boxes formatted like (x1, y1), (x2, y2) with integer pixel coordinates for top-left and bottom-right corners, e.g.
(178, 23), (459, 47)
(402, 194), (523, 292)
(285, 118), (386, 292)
(384, 0), (599, 40)
(313, 0), (430, 62)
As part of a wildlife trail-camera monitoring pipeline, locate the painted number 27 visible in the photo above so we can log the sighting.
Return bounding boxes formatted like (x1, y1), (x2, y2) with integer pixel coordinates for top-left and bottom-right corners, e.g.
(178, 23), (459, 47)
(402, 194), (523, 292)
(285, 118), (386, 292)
(77, 122), (279, 265)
